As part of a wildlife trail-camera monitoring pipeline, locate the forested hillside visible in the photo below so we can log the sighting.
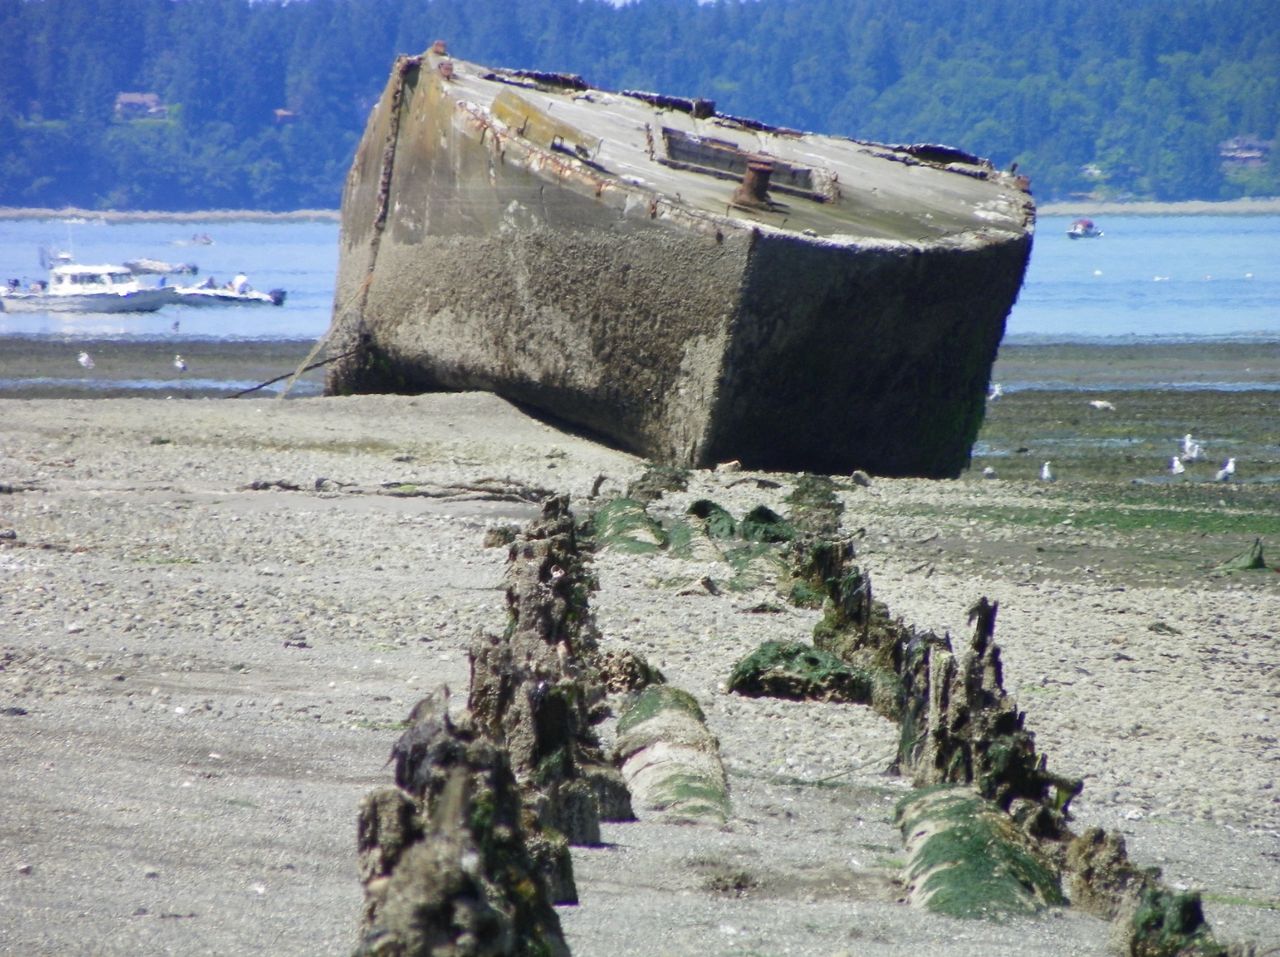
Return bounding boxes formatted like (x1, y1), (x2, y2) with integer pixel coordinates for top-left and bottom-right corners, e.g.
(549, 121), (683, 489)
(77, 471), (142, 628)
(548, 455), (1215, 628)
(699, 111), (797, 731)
(2, 0), (1276, 211)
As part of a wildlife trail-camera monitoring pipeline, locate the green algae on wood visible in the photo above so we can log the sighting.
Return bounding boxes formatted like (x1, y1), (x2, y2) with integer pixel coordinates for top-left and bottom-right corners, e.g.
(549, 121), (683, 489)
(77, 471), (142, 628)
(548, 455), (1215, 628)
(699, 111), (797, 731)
(784, 474), (845, 540)
(787, 537), (855, 604)
(625, 464), (690, 503)
(1128, 885), (1228, 957)
(738, 504), (795, 543)
(687, 499), (738, 540)
(1064, 826), (1157, 920)
(726, 639), (899, 717)
(616, 684), (706, 737)
(356, 729), (574, 956)
(614, 685), (730, 824)
(895, 784), (1065, 920)
(590, 497), (668, 554)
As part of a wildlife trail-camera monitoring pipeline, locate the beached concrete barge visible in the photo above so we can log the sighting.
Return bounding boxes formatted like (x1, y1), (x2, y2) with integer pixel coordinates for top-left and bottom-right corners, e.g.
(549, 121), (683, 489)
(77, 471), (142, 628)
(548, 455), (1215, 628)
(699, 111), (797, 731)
(327, 46), (1034, 477)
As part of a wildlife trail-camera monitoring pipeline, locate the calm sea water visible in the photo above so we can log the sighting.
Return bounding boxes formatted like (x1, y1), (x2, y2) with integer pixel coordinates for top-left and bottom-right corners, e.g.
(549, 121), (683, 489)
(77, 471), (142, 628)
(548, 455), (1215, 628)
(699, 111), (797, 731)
(1009, 214), (1280, 342)
(0, 212), (1277, 393)
(0, 217), (339, 341)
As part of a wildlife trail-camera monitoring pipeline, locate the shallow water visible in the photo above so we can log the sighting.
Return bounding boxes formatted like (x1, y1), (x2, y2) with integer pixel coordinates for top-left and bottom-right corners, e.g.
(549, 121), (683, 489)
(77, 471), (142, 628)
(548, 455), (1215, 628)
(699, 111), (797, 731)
(0, 336), (325, 399)
(1, 217), (337, 397)
(0, 217), (338, 341)
(1009, 214), (1280, 342)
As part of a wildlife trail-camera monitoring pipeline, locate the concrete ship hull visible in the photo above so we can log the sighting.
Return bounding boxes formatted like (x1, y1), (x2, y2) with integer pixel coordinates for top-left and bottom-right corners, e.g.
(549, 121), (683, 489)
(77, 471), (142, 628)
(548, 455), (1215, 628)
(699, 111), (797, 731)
(327, 49), (1034, 477)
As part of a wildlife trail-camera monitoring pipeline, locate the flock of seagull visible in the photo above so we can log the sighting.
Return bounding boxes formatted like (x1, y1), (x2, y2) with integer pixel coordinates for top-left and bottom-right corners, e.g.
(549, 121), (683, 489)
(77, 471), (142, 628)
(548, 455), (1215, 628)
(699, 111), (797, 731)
(77, 350), (187, 374)
(987, 385), (1240, 484)
(1172, 432), (1235, 482)
(1038, 431), (1237, 484)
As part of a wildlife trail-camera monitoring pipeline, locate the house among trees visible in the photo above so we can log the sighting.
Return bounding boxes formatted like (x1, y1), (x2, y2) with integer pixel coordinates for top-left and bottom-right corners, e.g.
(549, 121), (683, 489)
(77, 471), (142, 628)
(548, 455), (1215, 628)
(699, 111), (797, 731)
(114, 92), (168, 120)
(1218, 136), (1272, 170)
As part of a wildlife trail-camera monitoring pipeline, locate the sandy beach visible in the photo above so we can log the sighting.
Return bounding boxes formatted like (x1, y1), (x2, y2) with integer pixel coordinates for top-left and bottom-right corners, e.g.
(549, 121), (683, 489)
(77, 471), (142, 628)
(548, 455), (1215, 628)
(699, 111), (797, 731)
(2, 391), (1277, 955)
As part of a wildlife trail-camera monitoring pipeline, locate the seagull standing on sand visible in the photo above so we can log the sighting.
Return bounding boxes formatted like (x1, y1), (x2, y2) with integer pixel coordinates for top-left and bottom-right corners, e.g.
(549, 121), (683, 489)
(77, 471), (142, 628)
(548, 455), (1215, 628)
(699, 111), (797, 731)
(1040, 461), (1055, 482)
(174, 354), (187, 373)
(1182, 433), (1205, 461)
(1170, 456), (1186, 475)
(1088, 399), (1115, 411)
(77, 351), (94, 369)
(1216, 458), (1236, 482)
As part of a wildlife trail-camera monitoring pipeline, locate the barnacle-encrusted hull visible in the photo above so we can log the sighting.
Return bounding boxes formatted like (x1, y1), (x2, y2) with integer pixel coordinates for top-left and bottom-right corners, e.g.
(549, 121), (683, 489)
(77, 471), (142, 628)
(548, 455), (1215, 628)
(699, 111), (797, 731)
(327, 49), (1034, 477)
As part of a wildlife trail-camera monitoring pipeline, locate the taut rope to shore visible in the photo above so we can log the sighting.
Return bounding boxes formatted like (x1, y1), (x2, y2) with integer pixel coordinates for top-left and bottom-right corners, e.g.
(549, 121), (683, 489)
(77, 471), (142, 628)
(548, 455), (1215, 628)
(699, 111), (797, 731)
(232, 272), (374, 399)
(228, 345), (361, 399)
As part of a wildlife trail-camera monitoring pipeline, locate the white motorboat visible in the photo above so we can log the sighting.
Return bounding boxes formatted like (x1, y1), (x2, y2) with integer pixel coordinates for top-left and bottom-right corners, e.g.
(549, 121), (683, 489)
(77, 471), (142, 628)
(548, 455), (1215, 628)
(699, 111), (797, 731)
(124, 257), (199, 276)
(171, 280), (286, 307)
(1, 263), (179, 313)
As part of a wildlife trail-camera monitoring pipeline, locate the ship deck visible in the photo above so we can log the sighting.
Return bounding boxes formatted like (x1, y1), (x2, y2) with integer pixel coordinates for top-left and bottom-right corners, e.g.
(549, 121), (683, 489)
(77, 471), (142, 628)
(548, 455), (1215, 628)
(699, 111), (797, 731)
(442, 57), (1032, 243)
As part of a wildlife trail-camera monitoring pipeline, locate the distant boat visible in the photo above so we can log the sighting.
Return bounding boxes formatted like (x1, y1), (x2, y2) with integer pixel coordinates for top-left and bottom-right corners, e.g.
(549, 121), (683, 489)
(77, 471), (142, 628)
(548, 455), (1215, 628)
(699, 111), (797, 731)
(173, 272), (284, 306)
(172, 281), (286, 307)
(1, 263), (178, 313)
(1067, 218), (1102, 239)
(124, 257), (199, 276)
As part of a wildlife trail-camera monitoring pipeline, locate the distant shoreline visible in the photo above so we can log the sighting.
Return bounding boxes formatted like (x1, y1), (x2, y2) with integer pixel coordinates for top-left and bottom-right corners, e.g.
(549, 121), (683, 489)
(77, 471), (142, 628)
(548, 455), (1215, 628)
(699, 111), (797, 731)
(0, 207), (340, 223)
(3, 197), (1279, 222)
(1037, 197), (1280, 216)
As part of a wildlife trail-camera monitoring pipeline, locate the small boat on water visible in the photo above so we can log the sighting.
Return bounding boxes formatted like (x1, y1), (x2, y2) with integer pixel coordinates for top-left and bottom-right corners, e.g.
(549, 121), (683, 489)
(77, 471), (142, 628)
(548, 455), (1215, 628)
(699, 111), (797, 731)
(1067, 218), (1102, 239)
(171, 280), (286, 307)
(1, 263), (178, 313)
(172, 287), (285, 306)
(124, 257), (199, 276)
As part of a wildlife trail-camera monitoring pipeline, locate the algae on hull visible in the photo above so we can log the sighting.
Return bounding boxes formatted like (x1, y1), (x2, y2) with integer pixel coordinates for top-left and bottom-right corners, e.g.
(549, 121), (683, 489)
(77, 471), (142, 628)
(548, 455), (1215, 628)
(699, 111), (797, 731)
(327, 46), (1034, 478)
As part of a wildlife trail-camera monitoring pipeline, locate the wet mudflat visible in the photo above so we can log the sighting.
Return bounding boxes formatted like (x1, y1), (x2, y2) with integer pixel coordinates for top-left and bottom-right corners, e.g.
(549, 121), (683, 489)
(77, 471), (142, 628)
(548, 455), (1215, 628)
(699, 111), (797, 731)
(993, 340), (1280, 392)
(0, 336), (326, 398)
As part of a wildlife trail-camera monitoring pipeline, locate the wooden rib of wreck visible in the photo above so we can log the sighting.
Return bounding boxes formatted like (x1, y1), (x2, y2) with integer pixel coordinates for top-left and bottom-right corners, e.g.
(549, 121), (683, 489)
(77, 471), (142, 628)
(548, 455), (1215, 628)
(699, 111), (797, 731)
(327, 44), (1035, 478)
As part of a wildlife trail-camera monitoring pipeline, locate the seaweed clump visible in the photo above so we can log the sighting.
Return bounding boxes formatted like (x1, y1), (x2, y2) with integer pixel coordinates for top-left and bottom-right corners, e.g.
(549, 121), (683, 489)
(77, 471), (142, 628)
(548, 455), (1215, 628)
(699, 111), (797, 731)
(726, 639), (898, 719)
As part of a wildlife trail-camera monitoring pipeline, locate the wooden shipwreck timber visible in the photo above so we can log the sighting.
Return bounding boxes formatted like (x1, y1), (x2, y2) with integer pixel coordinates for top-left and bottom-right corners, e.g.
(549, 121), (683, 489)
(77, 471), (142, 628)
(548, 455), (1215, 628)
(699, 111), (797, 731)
(327, 45), (1035, 477)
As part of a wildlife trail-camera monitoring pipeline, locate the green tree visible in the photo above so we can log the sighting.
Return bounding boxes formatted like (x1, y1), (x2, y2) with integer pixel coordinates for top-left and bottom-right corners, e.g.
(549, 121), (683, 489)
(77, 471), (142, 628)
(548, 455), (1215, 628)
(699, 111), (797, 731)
(1, 0), (1277, 209)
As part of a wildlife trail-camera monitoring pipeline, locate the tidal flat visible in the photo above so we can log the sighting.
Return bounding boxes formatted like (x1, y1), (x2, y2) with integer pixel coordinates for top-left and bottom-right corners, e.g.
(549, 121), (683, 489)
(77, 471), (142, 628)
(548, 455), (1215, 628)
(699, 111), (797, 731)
(1, 345), (1277, 955)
